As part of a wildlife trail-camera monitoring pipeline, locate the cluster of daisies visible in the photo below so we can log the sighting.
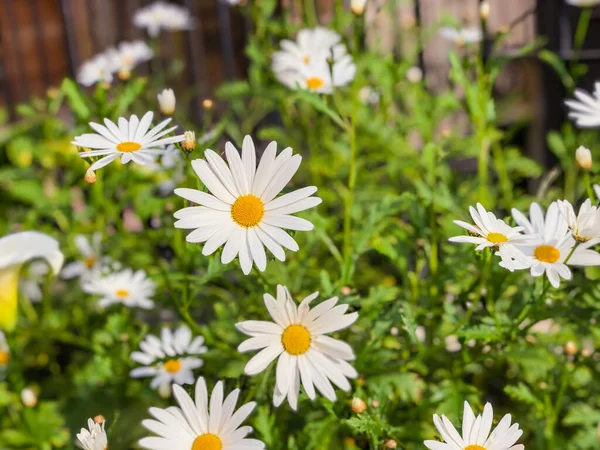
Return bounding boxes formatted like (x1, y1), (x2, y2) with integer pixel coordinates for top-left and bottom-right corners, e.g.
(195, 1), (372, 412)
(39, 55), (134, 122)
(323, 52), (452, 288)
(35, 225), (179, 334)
(450, 194), (600, 287)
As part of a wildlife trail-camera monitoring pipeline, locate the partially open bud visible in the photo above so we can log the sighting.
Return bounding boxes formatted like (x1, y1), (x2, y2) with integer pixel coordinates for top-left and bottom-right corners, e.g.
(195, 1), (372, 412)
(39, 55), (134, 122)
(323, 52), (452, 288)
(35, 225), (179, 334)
(158, 88), (176, 115)
(202, 98), (214, 110)
(84, 169), (97, 184)
(576, 145), (592, 169)
(351, 397), (367, 414)
(384, 440), (398, 449)
(94, 415), (105, 424)
(480, 1), (490, 20)
(118, 67), (131, 80)
(406, 66), (423, 83)
(182, 131), (196, 152)
(565, 341), (578, 356)
(158, 384), (171, 399)
(351, 0), (367, 14)
(21, 388), (38, 408)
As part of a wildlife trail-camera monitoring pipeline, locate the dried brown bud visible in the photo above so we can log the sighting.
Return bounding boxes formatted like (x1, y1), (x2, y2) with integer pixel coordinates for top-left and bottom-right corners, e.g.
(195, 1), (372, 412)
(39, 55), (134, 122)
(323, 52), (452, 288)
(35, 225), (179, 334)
(84, 169), (97, 184)
(94, 415), (105, 424)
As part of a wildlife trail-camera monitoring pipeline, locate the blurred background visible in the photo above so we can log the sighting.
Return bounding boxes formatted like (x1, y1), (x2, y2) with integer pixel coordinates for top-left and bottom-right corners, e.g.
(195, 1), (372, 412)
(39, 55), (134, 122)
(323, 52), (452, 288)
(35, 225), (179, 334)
(0, 0), (599, 164)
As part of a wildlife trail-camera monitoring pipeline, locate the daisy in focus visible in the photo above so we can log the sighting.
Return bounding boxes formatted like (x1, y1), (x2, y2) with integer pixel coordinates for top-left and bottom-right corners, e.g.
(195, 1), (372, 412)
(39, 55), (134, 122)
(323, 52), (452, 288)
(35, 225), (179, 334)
(449, 203), (534, 251)
(557, 199), (600, 242)
(424, 401), (524, 450)
(174, 135), (321, 275)
(236, 285), (358, 410)
(107, 40), (153, 80)
(61, 233), (104, 281)
(272, 27), (356, 93)
(565, 82), (600, 128)
(139, 376), (265, 450)
(0, 332), (9, 367)
(73, 111), (184, 171)
(76, 417), (108, 450)
(439, 25), (483, 44)
(83, 268), (156, 309)
(77, 54), (116, 87)
(130, 325), (207, 393)
(133, 1), (193, 37)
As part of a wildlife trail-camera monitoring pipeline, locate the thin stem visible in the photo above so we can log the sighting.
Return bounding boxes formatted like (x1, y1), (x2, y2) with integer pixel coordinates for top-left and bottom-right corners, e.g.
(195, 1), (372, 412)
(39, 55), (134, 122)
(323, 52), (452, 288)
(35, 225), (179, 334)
(584, 171), (595, 202)
(478, 135), (490, 206)
(304, 0), (318, 27)
(342, 117), (357, 284)
(573, 8), (592, 69)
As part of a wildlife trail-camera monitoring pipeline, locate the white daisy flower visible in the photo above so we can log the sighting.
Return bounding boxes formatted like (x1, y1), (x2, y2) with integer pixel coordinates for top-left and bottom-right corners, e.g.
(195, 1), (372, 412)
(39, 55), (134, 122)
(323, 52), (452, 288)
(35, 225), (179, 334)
(83, 268), (156, 309)
(107, 40), (153, 79)
(76, 54), (116, 87)
(174, 135), (321, 275)
(439, 26), (483, 44)
(424, 401), (524, 450)
(73, 111), (185, 172)
(76, 418), (108, 450)
(0, 232), (64, 331)
(566, 0), (600, 7)
(133, 1), (193, 37)
(19, 261), (50, 303)
(272, 27), (343, 72)
(61, 233), (104, 280)
(449, 203), (533, 251)
(236, 285), (359, 410)
(557, 199), (600, 242)
(139, 376), (265, 450)
(130, 325), (207, 391)
(565, 82), (600, 128)
(275, 54), (356, 94)
(0, 332), (9, 367)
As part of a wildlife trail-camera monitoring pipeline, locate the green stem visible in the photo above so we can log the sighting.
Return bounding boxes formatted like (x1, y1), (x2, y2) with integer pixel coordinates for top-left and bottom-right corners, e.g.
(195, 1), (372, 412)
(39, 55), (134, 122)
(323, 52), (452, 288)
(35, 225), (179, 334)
(304, 0), (318, 27)
(478, 135), (490, 206)
(573, 8), (592, 68)
(492, 142), (513, 208)
(584, 171), (595, 202)
(342, 118), (357, 284)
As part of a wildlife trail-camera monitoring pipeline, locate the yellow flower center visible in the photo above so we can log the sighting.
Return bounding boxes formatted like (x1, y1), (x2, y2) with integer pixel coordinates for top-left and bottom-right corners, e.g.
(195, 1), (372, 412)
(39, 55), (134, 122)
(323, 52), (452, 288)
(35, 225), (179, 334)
(306, 77), (325, 90)
(116, 141), (142, 153)
(534, 245), (560, 264)
(115, 289), (129, 299)
(84, 256), (97, 269)
(0, 351), (10, 365)
(231, 195), (265, 228)
(163, 359), (182, 374)
(281, 325), (311, 355)
(486, 232), (508, 244)
(303, 55), (310, 64)
(465, 446), (486, 450)
(192, 433), (222, 450)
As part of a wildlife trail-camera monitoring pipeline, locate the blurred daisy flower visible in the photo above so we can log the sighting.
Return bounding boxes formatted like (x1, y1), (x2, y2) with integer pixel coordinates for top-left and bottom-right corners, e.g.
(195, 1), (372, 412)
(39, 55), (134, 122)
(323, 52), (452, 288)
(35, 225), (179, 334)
(83, 268), (156, 309)
(236, 285), (358, 410)
(130, 325), (207, 392)
(0, 231), (64, 331)
(174, 135), (321, 275)
(272, 27), (356, 93)
(424, 401), (524, 450)
(565, 82), (600, 128)
(557, 199), (600, 242)
(61, 233), (104, 281)
(76, 417), (108, 450)
(73, 111), (184, 171)
(439, 25), (483, 44)
(595, 184), (600, 199)
(19, 261), (50, 303)
(134, 1), (193, 37)
(76, 54), (115, 87)
(0, 332), (9, 367)
(449, 203), (533, 251)
(106, 40), (153, 80)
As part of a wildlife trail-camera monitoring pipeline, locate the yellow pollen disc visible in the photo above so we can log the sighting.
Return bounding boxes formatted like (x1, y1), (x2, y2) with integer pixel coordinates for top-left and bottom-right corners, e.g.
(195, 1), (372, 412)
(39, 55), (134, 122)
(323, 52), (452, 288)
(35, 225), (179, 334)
(282, 325), (311, 355)
(0, 351), (9, 365)
(306, 77), (325, 90)
(231, 195), (265, 228)
(163, 359), (182, 374)
(115, 289), (129, 299)
(84, 256), (97, 269)
(486, 232), (508, 244)
(116, 141), (142, 153)
(192, 433), (222, 450)
(303, 55), (310, 64)
(465, 446), (487, 450)
(534, 245), (560, 264)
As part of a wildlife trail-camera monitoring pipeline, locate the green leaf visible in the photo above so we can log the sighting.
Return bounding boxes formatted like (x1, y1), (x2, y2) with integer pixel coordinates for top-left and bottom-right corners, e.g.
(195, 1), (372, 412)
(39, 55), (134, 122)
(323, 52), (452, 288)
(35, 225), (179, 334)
(61, 78), (91, 121)
(539, 50), (575, 91)
(112, 78), (147, 118)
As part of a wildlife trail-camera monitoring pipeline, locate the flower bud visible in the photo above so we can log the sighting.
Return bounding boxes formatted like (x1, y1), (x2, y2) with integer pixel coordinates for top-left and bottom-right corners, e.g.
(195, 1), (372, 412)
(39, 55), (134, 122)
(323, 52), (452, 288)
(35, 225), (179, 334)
(597, 422), (600, 444)
(84, 169), (97, 184)
(480, 1), (490, 20)
(351, 0), (367, 14)
(371, 399), (380, 408)
(182, 131), (196, 152)
(202, 98), (214, 109)
(157, 88), (176, 115)
(118, 67), (131, 80)
(576, 146), (592, 169)
(351, 397), (367, 414)
(21, 388), (38, 408)
(158, 384), (171, 399)
(565, 341), (578, 356)
(94, 415), (105, 424)
(384, 440), (397, 449)
(406, 66), (423, 83)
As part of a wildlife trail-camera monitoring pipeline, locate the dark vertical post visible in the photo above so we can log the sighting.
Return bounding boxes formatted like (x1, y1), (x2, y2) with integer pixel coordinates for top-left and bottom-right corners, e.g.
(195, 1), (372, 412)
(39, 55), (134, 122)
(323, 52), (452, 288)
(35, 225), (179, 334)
(413, 0), (426, 77)
(216, 0), (236, 80)
(60, 0), (78, 77)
